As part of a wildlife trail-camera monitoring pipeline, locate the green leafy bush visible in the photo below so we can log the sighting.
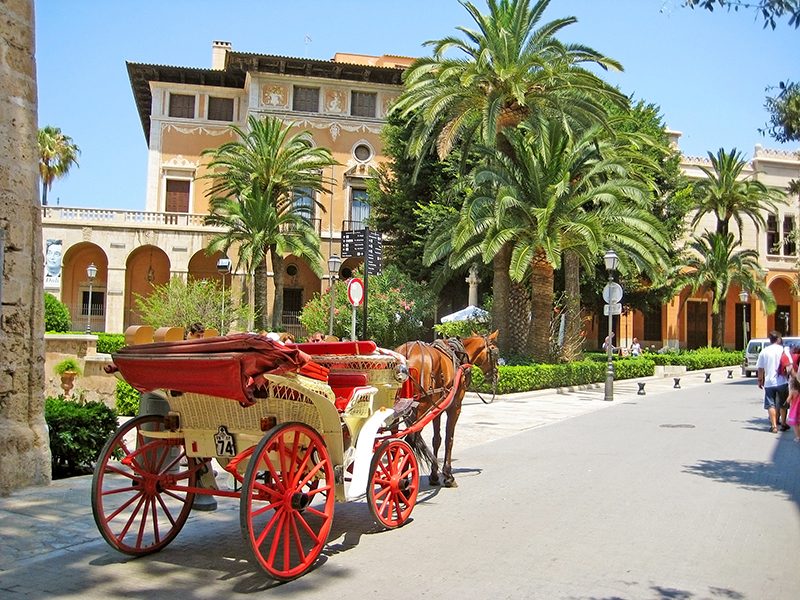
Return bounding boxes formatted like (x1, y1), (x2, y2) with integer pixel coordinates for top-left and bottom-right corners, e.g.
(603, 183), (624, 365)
(45, 395), (118, 478)
(433, 318), (491, 339)
(53, 357), (82, 376)
(300, 265), (434, 348)
(97, 333), (126, 354)
(114, 380), (140, 416)
(44, 293), (71, 333)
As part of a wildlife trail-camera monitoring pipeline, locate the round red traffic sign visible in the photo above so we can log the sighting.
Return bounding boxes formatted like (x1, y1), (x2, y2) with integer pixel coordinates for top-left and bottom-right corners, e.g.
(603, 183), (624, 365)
(347, 278), (364, 306)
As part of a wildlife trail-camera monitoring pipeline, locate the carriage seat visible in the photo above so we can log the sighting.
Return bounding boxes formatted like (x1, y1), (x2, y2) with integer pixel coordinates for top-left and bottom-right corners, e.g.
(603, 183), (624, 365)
(327, 372), (369, 411)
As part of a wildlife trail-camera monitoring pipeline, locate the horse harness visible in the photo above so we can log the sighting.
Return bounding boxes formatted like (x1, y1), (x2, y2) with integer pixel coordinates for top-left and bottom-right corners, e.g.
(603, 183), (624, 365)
(413, 338), (472, 399)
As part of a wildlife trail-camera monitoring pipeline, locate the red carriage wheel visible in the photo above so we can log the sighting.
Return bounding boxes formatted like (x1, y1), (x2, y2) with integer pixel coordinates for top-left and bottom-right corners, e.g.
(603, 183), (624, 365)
(240, 422), (335, 581)
(91, 415), (198, 555)
(367, 438), (419, 529)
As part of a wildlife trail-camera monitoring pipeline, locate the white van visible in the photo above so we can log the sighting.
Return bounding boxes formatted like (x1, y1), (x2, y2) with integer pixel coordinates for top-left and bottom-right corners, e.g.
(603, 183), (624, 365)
(742, 336), (800, 376)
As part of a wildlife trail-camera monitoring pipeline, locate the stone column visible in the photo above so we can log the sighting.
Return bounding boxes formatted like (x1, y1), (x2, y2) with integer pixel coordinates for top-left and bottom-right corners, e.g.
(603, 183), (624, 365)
(0, 0), (51, 495)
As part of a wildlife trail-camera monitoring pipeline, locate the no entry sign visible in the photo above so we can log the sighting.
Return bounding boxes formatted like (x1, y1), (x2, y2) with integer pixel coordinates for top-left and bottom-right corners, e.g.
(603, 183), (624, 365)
(347, 277), (364, 306)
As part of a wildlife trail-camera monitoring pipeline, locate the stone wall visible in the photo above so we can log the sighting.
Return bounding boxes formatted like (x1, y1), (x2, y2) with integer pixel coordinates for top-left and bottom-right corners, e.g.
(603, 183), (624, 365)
(44, 335), (116, 405)
(0, 0), (50, 495)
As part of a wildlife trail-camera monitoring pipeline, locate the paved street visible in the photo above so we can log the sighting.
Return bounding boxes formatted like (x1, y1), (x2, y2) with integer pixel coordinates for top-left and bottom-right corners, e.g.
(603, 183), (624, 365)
(1, 368), (798, 599)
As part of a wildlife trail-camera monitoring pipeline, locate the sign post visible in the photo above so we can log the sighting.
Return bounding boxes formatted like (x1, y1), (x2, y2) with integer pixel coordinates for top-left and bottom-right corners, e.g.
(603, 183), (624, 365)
(347, 277), (364, 341)
(341, 227), (382, 340)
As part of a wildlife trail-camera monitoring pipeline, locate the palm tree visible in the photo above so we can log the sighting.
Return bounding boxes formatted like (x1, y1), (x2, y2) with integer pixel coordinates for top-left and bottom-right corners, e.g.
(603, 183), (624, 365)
(674, 231), (775, 348)
(393, 0), (625, 356)
(202, 115), (338, 331)
(429, 121), (670, 361)
(691, 147), (786, 239)
(37, 126), (80, 206)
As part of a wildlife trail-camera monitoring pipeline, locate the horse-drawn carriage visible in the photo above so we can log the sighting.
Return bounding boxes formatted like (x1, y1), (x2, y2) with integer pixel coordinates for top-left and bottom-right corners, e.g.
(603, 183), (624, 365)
(92, 333), (473, 580)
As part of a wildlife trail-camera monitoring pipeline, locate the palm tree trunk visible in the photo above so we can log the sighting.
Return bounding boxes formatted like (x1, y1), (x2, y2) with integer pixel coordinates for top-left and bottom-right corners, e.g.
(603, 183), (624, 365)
(508, 281), (530, 356)
(492, 243), (513, 358)
(712, 299), (726, 348)
(527, 247), (555, 362)
(254, 259), (269, 331)
(270, 247), (285, 331)
(563, 250), (583, 361)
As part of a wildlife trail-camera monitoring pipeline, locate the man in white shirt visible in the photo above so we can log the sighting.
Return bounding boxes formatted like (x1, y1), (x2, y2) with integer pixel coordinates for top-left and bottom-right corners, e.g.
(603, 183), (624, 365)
(756, 330), (791, 433)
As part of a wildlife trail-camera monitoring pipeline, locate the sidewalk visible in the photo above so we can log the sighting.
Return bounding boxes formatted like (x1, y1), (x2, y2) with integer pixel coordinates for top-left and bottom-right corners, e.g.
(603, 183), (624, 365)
(0, 365), (739, 575)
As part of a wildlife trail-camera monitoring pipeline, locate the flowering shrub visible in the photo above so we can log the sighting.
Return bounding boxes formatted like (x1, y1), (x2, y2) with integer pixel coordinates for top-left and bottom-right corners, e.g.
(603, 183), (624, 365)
(300, 265), (434, 348)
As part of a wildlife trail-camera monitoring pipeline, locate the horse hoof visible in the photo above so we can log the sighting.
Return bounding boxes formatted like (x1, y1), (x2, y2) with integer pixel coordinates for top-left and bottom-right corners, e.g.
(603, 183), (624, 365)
(429, 475), (441, 486)
(443, 479), (458, 488)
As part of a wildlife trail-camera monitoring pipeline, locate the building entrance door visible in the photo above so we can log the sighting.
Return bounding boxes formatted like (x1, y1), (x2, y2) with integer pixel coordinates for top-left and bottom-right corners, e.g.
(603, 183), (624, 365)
(686, 301), (708, 349)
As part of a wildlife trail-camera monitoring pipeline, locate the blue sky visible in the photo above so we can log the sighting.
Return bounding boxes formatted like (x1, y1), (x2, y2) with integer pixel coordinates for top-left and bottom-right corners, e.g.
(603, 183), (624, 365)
(36, 0), (798, 210)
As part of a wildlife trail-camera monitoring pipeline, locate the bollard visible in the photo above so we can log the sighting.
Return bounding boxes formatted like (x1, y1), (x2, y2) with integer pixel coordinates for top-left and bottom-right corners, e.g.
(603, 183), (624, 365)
(673, 377), (681, 389)
(704, 372), (711, 383)
(727, 369), (733, 379)
(637, 382), (646, 395)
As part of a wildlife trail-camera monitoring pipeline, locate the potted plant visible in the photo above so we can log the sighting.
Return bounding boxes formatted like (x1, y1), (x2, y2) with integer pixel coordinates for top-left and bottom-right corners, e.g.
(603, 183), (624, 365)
(54, 357), (82, 397)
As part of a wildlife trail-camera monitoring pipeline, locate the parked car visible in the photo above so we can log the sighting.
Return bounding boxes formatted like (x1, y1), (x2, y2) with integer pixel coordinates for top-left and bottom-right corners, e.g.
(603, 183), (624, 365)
(742, 336), (800, 376)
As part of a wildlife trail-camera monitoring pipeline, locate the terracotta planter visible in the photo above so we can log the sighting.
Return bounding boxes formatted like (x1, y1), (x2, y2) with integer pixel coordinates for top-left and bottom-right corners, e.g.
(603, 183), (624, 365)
(60, 371), (78, 396)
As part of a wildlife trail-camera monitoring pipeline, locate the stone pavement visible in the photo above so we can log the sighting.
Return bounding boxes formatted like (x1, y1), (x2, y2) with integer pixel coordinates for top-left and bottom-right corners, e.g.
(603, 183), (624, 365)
(2, 366), (792, 598)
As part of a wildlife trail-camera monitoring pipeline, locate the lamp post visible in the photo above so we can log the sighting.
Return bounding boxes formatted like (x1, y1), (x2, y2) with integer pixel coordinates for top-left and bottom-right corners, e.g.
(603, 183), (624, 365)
(603, 250), (619, 402)
(739, 290), (749, 349)
(216, 255), (232, 334)
(86, 262), (97, 334)
(327, 254), (341, 337)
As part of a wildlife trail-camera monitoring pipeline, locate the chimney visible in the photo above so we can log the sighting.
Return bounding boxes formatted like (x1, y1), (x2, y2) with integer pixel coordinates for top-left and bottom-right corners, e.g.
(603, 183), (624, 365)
(211, 41), (231, 70)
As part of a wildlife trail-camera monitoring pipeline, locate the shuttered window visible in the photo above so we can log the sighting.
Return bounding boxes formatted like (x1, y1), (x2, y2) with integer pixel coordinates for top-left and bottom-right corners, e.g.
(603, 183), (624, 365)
(207, 96), (234, 121)
(169, 94), (195, 118)
(293, 87), (320, 112)
(350, 91), (376, 117)
(165, 179), (190, 213)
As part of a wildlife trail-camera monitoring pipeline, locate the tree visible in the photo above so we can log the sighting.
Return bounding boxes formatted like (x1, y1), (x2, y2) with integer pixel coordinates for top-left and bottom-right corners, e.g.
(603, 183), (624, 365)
(673, 231), (775, 347)
(134, 276), (250, 333)
(202, 115), (338, 331)
(690, 148), (786, 239)
(763, 80), (800, 143)
(392, 0), (626, 356)
(37, 126), (79, 206)
(685, 0), (800, 29)
(428, 120), (670, 361)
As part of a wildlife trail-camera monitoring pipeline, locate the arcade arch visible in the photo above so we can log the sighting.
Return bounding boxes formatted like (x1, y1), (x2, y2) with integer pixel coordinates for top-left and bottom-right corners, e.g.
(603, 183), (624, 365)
(60, 242), (108, 332)
(124, 245), (171, 328)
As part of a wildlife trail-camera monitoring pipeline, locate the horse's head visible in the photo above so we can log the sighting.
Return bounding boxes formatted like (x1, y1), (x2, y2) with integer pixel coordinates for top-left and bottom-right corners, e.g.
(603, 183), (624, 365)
(463, 330), (499, 378)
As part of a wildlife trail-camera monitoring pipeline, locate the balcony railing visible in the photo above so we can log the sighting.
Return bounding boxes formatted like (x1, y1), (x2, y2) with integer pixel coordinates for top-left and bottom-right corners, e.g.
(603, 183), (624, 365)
(42, 206), (217, 229)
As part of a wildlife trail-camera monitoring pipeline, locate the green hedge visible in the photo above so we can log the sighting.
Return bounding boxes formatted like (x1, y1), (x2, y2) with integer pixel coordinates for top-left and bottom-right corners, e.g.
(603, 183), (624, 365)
(115, 380), (140, 416)
(97, 333), (126, 354)
(45, 395), (118, 478)
(472, 357), (655, 394)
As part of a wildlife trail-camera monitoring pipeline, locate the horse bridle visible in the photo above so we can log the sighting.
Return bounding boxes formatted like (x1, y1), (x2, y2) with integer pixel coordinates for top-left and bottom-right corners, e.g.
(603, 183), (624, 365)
(472, 334), (499, 405)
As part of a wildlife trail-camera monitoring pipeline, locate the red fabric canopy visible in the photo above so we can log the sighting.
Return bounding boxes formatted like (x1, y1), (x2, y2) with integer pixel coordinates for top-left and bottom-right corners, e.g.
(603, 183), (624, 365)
(110, 333), (327, 405)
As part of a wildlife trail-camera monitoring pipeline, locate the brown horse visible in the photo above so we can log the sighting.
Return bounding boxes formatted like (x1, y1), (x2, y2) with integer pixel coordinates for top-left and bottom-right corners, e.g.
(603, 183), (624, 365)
(395, 331), (499, 487)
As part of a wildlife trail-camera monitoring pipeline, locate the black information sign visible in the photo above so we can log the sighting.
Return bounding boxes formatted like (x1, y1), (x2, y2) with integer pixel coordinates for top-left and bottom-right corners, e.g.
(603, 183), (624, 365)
(340, 227), (384, 339)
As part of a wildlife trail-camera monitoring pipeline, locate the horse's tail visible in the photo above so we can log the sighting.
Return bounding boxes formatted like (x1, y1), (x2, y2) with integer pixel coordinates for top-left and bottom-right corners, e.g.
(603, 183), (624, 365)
(405, 429), (436, 470)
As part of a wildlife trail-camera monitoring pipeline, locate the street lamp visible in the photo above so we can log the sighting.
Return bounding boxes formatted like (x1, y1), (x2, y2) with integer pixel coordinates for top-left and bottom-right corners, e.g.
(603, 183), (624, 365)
(86, 262), (97, 334)
(216, 255), (232, 334)
(739, 290), (749, 349)
(603, 250), (620, 402)
(327, 254), (342, 336)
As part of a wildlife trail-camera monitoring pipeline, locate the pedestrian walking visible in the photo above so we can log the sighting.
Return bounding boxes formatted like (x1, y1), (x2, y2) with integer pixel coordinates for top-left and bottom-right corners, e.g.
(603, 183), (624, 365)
(756, 330), (792, 433)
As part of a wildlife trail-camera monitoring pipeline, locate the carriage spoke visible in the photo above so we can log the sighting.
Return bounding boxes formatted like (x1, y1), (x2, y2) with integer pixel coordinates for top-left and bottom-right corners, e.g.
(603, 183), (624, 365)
(256, 506), (284, 549)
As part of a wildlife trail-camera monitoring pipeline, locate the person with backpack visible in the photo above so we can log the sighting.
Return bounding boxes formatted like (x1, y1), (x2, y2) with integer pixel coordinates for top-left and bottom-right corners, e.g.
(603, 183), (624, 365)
(756, 330), (792, 433)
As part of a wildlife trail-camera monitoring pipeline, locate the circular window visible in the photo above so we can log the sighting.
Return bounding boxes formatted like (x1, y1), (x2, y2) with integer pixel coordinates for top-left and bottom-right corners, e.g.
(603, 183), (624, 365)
(353, 143), (372, 162)
(286, 264), (298, 277)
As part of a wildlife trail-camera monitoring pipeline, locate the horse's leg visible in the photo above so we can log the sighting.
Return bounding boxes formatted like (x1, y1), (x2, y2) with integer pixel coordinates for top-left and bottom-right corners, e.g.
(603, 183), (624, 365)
(441, 391), (465, 488)
(428, 413), (442, 486)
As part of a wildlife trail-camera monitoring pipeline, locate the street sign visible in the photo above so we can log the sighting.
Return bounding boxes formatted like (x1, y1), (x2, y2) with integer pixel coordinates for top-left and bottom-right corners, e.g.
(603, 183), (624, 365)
(604, 302), (622, 316)
(341, 230), (365, 258)
(347, 277), (364, 306)
(602, 282), (623, 304)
